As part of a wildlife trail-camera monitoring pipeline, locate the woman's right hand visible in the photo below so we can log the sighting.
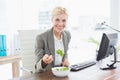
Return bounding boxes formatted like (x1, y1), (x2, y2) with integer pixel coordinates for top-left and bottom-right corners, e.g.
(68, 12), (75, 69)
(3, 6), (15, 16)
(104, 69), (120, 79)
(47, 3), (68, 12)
(42, 54), (53, 64)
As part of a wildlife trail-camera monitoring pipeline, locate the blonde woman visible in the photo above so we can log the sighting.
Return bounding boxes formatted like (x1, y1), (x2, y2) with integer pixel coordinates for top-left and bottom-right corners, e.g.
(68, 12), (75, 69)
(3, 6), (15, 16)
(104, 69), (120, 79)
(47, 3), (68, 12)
(35, 6), (71, 72)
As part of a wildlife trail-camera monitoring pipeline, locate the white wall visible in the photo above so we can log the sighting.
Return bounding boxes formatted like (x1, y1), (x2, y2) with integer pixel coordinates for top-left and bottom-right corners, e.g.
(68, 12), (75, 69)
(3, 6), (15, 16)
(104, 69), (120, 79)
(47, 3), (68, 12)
(118, 0), (120, 30)
(0, 0), (8, 34)
(110, 0), (119, 30)
(0, 0), (23, 34)
(0, 0), (112, 32)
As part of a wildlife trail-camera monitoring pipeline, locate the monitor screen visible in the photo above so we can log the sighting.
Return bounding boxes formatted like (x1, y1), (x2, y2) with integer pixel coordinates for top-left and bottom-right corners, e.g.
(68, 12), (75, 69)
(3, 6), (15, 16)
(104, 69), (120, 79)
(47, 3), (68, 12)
(96, 33), (118, 61)
(96, 33), (118, 70)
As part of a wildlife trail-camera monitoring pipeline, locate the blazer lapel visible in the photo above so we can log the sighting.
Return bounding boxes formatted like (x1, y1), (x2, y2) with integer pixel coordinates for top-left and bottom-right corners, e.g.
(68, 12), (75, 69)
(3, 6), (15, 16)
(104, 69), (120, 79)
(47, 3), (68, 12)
(47, 28), (55, 64)
(62, 31), (67, 53)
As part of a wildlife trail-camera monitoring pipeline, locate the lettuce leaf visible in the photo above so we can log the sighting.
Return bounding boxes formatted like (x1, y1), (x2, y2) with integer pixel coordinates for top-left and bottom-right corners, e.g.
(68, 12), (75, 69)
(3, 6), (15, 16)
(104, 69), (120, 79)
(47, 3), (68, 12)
(56, 49), (64, 57)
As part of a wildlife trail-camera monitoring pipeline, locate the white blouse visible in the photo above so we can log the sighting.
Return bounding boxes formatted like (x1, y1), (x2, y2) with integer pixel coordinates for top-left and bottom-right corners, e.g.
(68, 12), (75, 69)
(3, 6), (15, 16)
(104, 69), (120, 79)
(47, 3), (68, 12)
(54, 34), (64, 66)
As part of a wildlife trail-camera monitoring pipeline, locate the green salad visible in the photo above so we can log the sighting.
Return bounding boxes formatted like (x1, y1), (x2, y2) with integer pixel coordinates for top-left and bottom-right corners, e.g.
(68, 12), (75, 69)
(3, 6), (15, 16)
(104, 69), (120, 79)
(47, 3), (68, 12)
(56, 49), (64, 57)
(56, 67), (69, 71)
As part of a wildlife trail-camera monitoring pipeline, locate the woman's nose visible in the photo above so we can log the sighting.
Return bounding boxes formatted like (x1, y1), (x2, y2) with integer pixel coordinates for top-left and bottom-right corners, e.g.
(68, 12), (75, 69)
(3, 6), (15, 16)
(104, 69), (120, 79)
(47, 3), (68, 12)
(58, 21), (64, 26)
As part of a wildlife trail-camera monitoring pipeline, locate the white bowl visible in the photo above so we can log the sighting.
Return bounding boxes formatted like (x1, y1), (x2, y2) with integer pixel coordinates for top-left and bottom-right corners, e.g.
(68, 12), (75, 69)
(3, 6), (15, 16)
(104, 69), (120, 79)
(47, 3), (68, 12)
(51, 67), (70, 77)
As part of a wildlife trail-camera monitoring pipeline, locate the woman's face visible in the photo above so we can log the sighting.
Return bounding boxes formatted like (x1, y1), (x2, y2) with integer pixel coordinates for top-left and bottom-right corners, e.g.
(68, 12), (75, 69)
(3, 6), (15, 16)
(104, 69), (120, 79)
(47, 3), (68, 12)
(52, 14), (67, 33)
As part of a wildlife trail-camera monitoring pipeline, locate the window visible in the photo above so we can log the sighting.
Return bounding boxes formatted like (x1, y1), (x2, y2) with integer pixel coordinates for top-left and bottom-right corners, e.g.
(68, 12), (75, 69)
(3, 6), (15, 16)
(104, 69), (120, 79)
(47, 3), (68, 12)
(4, 0), (110, 63)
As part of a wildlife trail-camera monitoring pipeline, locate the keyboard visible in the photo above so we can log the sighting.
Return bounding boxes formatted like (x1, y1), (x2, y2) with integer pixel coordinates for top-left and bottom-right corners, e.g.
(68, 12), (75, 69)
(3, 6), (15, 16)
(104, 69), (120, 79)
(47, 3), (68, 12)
(70, 61), (96, 71)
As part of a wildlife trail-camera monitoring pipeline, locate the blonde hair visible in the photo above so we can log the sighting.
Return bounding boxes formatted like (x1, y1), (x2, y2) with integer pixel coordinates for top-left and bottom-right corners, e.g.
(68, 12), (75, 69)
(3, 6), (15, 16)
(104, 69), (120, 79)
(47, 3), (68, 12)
(52, 6), (68, 18)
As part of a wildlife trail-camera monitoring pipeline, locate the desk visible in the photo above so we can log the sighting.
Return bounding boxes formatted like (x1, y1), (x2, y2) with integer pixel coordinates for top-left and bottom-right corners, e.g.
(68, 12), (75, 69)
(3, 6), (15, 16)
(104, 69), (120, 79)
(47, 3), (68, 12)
(11, 62), (120, 80)
(0, 54), (21, 78)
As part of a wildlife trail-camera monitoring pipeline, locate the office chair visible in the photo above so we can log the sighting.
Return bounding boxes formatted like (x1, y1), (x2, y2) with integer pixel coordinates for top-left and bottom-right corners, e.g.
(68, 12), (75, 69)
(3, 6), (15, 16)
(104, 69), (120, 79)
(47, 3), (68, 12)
(18, 29), (45, 75)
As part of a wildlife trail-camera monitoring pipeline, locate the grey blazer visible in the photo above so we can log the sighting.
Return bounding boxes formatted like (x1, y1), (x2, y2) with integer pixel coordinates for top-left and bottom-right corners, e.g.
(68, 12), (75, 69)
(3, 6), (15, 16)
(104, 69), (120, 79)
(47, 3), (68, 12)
(35, 28), (71, 72)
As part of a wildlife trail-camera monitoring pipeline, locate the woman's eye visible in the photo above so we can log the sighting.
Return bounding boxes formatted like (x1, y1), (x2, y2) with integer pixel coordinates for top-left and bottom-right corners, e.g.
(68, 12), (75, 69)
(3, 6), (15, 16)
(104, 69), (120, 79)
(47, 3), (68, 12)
(56, 19), (59, 21)
(62, 19), (66, 22)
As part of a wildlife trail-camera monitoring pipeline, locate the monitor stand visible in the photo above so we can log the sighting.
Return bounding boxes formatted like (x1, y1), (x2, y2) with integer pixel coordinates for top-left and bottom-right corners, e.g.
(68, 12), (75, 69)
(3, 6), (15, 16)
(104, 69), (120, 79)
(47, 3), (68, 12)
(111, 46), (120, 62)
(111, 55), (120, 62)
(111, 60), (120, 62)
(100, 46), (117, 70)
(100, 63), (116, 70)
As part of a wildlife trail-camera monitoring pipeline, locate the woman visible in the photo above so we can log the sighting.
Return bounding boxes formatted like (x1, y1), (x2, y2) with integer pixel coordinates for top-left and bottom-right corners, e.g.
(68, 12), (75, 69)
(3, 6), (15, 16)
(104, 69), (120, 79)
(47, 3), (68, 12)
(35, 6), (71, 72)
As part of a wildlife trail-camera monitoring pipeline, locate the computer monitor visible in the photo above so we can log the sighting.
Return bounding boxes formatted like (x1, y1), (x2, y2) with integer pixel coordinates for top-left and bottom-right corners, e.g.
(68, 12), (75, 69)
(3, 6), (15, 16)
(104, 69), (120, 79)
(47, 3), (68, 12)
(96, 33), (118, 70)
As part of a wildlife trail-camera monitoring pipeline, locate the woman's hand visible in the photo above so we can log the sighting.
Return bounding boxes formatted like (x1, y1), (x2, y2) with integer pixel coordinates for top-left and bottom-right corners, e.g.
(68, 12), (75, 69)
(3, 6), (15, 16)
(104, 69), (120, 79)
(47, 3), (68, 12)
(42, 54), (53, 64)
(62, 59), (69, 67)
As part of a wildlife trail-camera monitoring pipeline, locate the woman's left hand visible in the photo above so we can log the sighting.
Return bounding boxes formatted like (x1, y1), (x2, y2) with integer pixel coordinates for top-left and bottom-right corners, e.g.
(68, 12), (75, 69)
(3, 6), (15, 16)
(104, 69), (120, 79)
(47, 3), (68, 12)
(62, 59), (69, 67)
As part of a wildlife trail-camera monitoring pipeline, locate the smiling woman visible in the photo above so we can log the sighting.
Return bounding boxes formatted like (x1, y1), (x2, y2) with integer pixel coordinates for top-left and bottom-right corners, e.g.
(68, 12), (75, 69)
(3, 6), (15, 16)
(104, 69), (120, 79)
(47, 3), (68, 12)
(35, 6), (71, 72)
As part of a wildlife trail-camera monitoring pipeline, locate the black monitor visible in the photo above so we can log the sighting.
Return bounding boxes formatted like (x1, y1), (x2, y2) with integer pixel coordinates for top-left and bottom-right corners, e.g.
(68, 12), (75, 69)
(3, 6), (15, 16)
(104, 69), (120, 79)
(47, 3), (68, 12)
(96, 33), (118, 70)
